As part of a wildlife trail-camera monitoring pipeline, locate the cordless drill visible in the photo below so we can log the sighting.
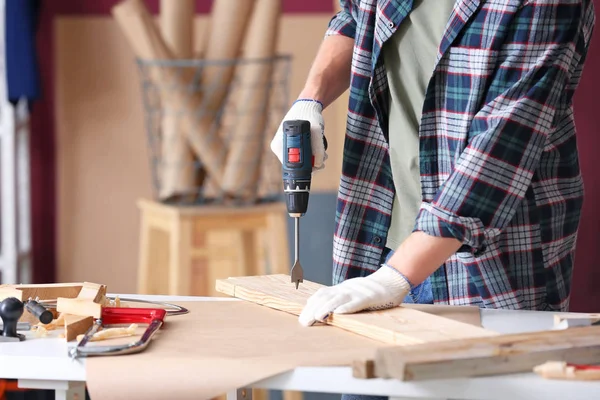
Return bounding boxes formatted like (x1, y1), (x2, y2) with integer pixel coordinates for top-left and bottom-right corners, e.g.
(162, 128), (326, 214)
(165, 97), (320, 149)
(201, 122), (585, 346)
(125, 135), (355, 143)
(282, 120), (313, 289)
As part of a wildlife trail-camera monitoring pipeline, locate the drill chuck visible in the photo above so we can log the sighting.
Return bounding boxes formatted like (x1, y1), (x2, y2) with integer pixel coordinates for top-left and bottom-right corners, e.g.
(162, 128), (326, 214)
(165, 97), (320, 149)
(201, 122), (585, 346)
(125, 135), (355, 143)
(282, 119), (313, 217)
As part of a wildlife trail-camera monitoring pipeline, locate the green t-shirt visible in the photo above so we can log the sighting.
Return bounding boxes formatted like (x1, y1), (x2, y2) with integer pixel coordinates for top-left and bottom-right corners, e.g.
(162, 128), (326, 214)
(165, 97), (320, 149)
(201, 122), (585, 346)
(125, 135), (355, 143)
(382, 0), (455, 250)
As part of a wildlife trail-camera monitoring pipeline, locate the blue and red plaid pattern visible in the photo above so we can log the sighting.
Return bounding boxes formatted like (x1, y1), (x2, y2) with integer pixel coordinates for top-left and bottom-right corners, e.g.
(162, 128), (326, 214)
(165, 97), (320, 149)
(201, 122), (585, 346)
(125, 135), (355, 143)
(327, 0), (596, 311)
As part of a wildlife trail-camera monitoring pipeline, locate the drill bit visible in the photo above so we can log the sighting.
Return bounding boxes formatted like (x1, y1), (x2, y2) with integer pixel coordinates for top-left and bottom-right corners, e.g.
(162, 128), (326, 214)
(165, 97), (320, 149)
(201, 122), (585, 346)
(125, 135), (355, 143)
(291, 216), (304, 289)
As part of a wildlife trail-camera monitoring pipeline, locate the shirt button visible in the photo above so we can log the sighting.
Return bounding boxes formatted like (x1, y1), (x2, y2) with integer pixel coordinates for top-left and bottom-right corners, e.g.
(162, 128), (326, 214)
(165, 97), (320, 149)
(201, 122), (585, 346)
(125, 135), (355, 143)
(388, 21), (394, 28)
(373, 236), (382, 244)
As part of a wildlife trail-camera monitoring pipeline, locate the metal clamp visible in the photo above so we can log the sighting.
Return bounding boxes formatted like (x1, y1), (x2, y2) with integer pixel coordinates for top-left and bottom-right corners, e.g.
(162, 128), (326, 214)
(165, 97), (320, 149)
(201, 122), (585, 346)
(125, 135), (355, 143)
(69, 318), (163, 359)
(68, 306), (173, 359)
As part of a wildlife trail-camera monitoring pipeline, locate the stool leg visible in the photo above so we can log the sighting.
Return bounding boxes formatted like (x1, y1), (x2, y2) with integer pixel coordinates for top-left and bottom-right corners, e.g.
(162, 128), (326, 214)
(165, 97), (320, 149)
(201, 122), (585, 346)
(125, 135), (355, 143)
(169, 216), (193, 295)
(240, 230), (259, 276)
(138, 217), (170, 295)
(137, 214), (151, 294)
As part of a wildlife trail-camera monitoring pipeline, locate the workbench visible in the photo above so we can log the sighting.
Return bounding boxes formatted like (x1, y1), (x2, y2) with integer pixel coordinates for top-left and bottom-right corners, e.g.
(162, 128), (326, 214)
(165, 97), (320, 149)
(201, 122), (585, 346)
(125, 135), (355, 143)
(1, 294), (599, 400)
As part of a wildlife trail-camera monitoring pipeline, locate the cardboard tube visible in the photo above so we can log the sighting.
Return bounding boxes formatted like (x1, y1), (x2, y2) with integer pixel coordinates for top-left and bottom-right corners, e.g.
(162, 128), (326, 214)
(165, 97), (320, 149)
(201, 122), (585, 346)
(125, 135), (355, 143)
(158, 0), (196, 200)
(160, 0), (194, 59)
(220, 0), (282, 199)
(200, 0), (257, 200)
(201, 0), (256, 113)
(111, 0), (227, 186)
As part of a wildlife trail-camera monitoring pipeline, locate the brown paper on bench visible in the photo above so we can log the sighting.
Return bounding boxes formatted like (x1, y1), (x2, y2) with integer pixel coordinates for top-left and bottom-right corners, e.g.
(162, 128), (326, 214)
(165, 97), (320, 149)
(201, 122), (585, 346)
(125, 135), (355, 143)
(111, 0), (227, 186)
(220, 0), (282, 199)
(158, 0), (196, 200)
(85, 301), (485, 400)
(85, 301), (384, 400)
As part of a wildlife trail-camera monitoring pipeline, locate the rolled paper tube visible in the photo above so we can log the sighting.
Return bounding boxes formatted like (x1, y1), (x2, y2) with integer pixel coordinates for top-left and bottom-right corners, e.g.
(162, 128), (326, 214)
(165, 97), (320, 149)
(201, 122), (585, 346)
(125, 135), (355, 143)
(220, 0), (282, 200)
(158, 0), (196, 200)
(112, 0), (227, 187)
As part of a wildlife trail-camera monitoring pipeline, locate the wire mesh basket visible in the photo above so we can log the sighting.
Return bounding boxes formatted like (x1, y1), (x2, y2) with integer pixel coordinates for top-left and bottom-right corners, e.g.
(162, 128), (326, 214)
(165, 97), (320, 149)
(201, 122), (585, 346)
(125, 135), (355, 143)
(136, 54), (292, 206)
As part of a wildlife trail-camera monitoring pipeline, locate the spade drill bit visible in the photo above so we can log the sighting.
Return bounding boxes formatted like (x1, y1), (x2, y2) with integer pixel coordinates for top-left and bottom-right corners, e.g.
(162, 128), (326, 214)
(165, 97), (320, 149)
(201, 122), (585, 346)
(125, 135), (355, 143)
(291, 217), (304, 289)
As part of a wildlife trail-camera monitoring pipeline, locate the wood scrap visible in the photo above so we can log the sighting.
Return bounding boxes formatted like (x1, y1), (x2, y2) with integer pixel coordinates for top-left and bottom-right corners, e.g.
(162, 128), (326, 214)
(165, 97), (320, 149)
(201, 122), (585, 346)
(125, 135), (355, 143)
(554, 312), (600, 325)
(534, 361), (600, 381)
(220, 0), (282, 200)
(76, 324), (138, 342)
(353, 325), (600, 381)
(57, 298), (102, 319)
(0, 283), (82, 302)
(111, 0), (227, 185)
(64, 314), (94, 342)
(215, 274), (498, 345)
(77, 282), (108, 303)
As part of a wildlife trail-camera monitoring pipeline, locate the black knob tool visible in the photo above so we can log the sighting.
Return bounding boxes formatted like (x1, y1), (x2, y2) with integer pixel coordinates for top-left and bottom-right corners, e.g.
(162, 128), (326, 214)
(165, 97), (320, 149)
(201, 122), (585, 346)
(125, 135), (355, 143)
(0, 297), (26, 341)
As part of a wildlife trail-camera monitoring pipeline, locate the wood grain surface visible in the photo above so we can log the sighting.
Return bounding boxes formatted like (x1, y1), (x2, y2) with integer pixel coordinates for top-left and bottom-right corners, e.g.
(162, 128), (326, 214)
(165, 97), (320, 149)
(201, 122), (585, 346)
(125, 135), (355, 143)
(364, 325), (600, 381)
(215, 274), (498, 345)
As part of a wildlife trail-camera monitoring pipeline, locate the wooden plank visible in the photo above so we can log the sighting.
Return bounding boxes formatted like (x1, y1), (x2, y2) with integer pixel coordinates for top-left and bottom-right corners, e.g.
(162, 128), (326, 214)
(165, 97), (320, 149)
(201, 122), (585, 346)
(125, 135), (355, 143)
(64, 314), (94, 342)
(534, 361), (600, 381)
(359, 325), (600, 381)
(57, 298), (103, 318)
(0, 283), (83, 302)
(215, 274), (498, 345)
(554, 312), (600, 325)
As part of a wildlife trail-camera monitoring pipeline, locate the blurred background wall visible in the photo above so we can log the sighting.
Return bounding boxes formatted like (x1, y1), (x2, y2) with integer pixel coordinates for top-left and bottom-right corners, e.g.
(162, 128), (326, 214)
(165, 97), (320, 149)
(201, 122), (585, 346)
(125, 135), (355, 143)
(27, 0), (600, 312)
(30, 0), (348, 295)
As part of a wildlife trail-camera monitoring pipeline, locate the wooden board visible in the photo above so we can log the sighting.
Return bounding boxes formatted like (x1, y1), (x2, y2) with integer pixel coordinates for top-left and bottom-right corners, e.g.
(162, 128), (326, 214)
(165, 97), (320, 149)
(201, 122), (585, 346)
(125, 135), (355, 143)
(554, 312), (600, 325)
(354, 325), (600, 381)
(215, 274), (498, 345)
(0, 283), (83, 302)
(64, 314), (94, 342)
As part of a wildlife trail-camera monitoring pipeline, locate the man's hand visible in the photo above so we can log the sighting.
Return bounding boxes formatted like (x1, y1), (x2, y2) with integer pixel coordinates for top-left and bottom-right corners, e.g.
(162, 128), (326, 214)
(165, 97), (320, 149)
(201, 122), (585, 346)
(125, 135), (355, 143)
(270, 99), (328, 171)
(298, 264), (411, 327)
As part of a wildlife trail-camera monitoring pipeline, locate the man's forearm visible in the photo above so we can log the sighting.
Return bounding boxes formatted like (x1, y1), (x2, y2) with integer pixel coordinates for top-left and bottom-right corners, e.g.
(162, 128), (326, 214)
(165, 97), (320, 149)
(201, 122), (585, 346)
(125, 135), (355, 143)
(386, 231), (462, 287)
(298, 35), (354, 109)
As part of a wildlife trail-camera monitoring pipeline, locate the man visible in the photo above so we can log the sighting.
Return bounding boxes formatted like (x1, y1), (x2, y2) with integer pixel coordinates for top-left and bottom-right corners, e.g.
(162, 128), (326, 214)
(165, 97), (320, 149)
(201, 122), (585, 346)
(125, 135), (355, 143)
(270, 0), (596, 331)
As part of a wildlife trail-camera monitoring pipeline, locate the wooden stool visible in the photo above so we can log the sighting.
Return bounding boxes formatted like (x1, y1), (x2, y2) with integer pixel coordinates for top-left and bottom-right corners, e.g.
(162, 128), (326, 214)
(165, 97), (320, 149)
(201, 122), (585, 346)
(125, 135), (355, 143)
(136, 198), (291, 296)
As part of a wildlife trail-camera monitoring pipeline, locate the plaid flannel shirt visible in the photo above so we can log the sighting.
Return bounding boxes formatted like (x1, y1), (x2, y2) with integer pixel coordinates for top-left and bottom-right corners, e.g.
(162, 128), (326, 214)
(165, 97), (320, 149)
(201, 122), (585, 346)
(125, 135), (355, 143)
(327, 0), (596, 311)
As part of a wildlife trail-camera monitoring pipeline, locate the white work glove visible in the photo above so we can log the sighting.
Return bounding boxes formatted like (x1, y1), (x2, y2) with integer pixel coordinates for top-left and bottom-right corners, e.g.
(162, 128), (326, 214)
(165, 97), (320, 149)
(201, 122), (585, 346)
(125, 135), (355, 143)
(298, 264), (412, 327)
(270, 99), (328, 171)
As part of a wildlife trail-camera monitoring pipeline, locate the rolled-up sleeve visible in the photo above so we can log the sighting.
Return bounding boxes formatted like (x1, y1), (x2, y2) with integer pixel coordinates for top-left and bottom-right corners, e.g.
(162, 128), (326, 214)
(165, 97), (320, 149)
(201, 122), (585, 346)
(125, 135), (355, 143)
(326, 1), (357, 39)
(413, 0), (594, 255)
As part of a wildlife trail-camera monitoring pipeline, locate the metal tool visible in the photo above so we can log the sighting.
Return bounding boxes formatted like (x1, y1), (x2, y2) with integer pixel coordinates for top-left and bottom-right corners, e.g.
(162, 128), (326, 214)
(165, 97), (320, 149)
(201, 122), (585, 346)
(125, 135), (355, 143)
(0, 321), (31, 331)
(282, 119), (325, 289)
(0, 297), (26, 342)
(38, 296), (189, 316)
(25, 298), (54, 324)
(0, 297), (52, 342)
(69, 307), (167, 358)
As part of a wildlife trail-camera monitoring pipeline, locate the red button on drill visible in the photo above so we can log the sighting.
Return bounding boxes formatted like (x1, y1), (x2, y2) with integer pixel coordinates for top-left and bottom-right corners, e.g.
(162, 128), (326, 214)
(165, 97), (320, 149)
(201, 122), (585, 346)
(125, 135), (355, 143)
(288, 148), (300, 163)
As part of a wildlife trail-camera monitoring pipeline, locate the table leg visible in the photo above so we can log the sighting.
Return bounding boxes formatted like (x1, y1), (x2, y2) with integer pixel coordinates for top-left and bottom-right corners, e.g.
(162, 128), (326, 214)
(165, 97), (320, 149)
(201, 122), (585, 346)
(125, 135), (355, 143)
(227, 388), (253, 400)
(18, 380), (86, 400)
(56, 384), (86, 400)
